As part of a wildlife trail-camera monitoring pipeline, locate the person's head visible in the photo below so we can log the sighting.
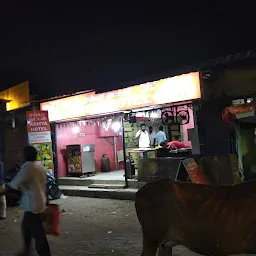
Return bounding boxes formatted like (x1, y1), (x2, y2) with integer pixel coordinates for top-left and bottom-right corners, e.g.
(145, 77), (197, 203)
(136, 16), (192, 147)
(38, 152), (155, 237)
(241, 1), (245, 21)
(149, 126), (153, 133)
(140, 123), (146, 132)
(159, 126), (163, 131)
(174, 135), (180, 141)
(160, 141), (167, 148)
(24, 146), (37, 162)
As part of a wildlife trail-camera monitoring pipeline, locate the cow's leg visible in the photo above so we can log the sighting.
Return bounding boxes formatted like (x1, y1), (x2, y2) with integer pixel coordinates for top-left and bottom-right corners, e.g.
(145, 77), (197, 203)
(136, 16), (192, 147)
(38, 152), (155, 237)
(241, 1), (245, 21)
(141, 235), (158, 256)
(158, 242), (174, 256)
(158, 245), (172, 256)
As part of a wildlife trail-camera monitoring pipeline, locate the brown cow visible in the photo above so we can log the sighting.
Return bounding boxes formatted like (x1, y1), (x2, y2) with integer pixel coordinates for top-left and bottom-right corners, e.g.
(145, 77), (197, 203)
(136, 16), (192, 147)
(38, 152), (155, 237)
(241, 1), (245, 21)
(135, 178), (256, 256)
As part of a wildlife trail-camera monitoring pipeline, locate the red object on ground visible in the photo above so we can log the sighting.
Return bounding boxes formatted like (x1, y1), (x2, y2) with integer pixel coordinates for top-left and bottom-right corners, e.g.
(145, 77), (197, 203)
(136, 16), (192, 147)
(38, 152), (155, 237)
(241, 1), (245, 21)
(43, 204), (60, 236)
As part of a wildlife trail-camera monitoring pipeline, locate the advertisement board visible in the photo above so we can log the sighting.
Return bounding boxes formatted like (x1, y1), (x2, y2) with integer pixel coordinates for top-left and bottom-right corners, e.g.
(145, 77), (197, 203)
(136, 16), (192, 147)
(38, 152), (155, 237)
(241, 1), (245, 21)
(26, 111), (54, 173)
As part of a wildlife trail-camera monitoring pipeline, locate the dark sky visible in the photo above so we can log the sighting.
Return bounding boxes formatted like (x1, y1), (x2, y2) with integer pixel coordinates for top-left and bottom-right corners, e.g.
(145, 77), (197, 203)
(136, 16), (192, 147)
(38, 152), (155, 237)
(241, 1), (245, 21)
(0, 1), (255, 98)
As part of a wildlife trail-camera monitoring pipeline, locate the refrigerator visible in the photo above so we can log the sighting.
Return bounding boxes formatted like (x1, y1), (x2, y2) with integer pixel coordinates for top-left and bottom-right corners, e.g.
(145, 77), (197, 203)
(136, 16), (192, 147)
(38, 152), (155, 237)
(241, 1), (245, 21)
(66, 144), (95, 175)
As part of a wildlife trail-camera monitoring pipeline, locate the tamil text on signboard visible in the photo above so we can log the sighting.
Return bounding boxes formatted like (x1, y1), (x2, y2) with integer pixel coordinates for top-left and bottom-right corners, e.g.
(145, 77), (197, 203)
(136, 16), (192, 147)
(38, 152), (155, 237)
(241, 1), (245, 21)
(41, 72), (201, 122)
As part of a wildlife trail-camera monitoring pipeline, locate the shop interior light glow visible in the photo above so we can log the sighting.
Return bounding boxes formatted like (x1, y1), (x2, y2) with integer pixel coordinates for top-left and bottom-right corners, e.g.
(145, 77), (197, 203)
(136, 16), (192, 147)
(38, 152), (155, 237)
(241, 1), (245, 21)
(150, 111), (158, 118)
(72, 126), (80, 133)
(112, 121), (121, 132)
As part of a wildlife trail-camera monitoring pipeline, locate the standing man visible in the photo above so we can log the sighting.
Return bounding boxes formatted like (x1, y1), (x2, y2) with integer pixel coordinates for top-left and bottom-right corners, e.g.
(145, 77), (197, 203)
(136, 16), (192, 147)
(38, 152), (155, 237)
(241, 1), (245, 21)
(0, 161), (6, 219)
(156, 126), (167, 146)
(136, 123), (150, 148)
(149, 126), (156, 147)
(8, 146), (51, 256)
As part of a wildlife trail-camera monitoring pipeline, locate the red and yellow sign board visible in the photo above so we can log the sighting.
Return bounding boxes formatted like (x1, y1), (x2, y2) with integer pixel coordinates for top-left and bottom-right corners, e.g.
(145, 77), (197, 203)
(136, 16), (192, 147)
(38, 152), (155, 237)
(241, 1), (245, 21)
(181, 159), (207, 184)
(0, 81), (30, 111)
(41, 72), (201, 122)
(26, 111), (54, 173)
(26, 111), (51, 143)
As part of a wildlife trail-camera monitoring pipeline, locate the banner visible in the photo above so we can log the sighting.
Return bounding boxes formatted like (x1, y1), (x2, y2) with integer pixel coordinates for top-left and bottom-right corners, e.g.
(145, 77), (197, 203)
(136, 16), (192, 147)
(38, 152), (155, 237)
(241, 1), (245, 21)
(26, 111), (54, 173)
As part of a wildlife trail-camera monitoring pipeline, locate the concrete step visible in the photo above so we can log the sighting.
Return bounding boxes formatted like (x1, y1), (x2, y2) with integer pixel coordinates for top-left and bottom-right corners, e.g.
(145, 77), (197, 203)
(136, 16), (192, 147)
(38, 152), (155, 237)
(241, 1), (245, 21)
(88, 184), (125, 189)
(58, 177), (125, 186)
(58, 177), (145, 189)
(59, 185), (137, 201)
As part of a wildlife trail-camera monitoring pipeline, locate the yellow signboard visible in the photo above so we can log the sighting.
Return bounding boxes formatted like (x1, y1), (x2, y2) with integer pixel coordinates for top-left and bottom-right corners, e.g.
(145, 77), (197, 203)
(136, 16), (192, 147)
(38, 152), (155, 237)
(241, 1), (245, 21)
(0, 81), (30, 111)
(41, 72), (201, 122)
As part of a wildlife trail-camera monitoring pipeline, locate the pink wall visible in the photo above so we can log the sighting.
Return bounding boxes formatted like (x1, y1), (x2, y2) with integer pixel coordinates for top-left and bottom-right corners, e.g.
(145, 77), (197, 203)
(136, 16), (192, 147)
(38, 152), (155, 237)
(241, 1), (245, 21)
(181, 107), (194, 147)
(56, 122), (123, 177)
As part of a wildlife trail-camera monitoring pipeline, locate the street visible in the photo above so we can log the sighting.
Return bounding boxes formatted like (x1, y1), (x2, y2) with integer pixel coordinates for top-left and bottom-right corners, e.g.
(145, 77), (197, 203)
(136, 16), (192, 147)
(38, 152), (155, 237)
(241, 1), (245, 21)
(0, 196), (200, 256)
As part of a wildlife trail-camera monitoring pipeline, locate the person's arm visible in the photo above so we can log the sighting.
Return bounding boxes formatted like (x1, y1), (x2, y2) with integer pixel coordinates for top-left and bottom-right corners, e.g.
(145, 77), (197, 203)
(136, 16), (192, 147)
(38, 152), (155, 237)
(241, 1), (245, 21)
(152, 133), (156, 147)
(9, 165), (31, 190)
(163, 132), (167, 142)
(135, 130), (141, 139)
(168, 142), (176, 150)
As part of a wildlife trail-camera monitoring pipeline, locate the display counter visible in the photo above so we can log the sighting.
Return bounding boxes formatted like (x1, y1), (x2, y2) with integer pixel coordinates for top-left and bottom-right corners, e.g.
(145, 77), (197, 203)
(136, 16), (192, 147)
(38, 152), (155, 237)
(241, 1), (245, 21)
(126, 148), (156, 179)
(137, 157), (207, 184)
(138, 157), (185, 182)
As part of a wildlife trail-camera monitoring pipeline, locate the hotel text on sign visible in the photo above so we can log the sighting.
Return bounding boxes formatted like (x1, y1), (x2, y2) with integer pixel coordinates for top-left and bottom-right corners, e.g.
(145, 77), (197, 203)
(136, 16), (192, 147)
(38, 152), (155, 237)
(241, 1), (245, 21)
(26, 111), (51, 144)
(41, 72), (201, 122)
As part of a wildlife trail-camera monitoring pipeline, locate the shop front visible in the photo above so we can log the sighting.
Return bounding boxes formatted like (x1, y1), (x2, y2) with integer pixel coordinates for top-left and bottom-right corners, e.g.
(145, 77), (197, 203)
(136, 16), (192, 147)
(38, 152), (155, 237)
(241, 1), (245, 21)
(222, 99), (256, 182)
(40, 71), (201, 186)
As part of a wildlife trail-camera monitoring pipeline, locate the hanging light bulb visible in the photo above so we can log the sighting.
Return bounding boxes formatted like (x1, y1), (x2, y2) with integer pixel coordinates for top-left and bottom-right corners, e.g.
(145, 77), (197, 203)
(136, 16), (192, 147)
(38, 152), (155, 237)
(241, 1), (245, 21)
(12, 118), (16, 129)
(72, 126), (80, 133)
(112, 120), (121, 132)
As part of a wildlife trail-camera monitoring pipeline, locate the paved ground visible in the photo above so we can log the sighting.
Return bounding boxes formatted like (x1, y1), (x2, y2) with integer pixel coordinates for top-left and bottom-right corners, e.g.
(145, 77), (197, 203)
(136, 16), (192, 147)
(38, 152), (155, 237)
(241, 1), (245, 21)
(0, 196), (205, 255)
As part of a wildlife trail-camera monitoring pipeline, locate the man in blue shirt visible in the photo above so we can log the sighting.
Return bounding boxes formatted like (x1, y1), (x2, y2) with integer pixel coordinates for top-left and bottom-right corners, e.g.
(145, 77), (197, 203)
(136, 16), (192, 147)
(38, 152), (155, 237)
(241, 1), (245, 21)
(0, 161), (6, 219)
(156, 126), (167, 146)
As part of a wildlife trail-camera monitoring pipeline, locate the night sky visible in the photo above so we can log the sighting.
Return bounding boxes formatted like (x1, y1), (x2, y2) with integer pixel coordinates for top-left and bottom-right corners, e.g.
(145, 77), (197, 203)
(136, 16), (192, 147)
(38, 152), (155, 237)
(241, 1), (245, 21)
(0, 2), (255, 98)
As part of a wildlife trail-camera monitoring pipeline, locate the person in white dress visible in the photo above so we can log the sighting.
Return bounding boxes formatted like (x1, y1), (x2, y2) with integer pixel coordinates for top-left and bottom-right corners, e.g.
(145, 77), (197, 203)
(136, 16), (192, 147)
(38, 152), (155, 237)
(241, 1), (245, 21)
(136, 123), (150, 148)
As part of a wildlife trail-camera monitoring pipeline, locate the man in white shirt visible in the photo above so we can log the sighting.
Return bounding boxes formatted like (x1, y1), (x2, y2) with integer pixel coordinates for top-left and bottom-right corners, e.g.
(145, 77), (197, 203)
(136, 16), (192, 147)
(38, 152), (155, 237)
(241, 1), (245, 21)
(9, 146), (51, 256)
(136, 123), (150, 148)
(156, 126), (167, 146)
(149, 126), (157, 147)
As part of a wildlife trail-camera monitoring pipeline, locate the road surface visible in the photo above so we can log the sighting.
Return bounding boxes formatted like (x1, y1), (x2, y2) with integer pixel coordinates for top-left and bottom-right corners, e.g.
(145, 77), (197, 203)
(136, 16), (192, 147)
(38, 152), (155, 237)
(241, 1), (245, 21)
(0, 196), (202, 256)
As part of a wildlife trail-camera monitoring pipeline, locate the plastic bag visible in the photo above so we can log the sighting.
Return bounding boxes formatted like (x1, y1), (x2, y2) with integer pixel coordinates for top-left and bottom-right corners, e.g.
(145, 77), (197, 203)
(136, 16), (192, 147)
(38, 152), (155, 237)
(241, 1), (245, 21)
(41, 204), (60, 236)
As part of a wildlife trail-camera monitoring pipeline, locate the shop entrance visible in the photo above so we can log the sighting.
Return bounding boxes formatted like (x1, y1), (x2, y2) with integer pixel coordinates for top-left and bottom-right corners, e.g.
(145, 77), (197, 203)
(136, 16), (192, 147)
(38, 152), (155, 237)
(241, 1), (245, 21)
(123, 103), (197, 182)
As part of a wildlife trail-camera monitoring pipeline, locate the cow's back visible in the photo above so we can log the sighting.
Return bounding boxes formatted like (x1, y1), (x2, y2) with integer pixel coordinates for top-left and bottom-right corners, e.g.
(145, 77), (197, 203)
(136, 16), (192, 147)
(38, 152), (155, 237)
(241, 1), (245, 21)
(135, 179), (256, 255)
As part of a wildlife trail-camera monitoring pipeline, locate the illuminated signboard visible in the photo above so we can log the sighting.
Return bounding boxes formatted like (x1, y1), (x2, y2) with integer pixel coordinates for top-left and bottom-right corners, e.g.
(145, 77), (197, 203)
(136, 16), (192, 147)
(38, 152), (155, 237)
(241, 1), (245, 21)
(0, 81), (30, 111)
(41, 72), (201, 122)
